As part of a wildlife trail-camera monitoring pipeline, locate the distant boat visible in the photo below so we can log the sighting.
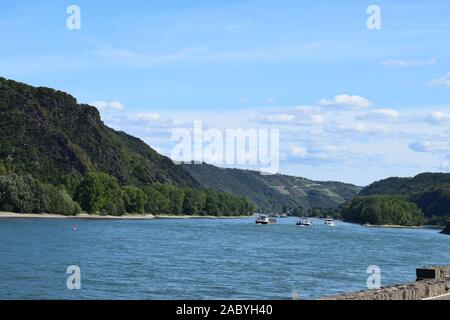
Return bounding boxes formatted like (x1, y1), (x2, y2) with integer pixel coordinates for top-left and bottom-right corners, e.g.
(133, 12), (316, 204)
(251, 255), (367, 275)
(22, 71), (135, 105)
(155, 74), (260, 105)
(296, 217), (312, 226)
(255, 215), (277, 224)
(324, 218), (336, 227)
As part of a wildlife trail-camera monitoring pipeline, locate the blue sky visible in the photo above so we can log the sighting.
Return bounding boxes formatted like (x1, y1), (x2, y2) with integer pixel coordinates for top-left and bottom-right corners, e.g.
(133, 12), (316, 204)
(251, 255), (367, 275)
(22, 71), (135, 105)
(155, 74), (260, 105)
(2, 0), (450, 185)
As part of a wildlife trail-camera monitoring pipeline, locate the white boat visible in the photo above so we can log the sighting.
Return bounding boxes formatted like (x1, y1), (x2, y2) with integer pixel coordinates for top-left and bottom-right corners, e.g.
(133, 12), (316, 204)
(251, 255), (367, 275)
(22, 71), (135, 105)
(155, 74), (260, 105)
(296, 217), (312, 226)
(324, 218), (336, 227)
(255, 215), (277, 224)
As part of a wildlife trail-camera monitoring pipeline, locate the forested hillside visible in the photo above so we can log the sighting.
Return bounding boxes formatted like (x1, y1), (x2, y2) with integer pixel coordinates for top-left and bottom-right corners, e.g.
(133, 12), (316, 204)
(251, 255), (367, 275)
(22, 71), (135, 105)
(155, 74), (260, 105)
(344, 173), (450, 226)
(182, 163), (361, 212)
(0, 77), (198, 188)
(0, 77), (254, 216)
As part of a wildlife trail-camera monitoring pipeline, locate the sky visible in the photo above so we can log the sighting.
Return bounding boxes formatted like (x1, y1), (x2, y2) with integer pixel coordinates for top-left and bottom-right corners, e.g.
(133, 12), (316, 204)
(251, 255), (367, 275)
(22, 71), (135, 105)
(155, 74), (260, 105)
(1, 0), (450, 185)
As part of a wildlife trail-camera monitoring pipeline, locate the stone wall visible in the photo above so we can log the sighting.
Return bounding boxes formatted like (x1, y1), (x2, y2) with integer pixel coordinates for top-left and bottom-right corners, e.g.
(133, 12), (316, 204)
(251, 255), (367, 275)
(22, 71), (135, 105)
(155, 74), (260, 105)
(416, 266), (450, 280)
(321, 266), (450, 300)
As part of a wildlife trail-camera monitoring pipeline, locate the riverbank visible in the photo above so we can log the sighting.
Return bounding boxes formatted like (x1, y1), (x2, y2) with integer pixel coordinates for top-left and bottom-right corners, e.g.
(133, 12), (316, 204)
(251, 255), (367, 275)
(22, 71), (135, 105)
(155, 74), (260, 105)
(0, 212), (251, 220)
(363, 223), (425, 229)
(362, 223), (446, 230)
(155, 214), (251, 219)
(0, 212), (155, 219)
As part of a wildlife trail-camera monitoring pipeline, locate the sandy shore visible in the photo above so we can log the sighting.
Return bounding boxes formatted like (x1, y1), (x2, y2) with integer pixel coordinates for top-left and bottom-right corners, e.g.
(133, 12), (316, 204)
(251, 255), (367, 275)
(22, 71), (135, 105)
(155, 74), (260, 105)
(363, 223), (424, 229)
(154, 215), (251, 219)
(0, 212), (155, 220)
(0, 212), (251, 220)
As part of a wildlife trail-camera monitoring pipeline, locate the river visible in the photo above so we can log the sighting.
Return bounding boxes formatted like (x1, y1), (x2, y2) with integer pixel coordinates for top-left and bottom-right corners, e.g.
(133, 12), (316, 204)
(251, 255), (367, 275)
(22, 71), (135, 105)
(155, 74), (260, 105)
(0, 217), (449, 299)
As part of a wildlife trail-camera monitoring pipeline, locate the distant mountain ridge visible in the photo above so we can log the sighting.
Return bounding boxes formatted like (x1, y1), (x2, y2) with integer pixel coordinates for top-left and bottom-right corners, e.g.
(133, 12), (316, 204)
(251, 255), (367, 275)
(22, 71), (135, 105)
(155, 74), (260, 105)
(182, 163), (362, 212)
(359, 173), (450, 197)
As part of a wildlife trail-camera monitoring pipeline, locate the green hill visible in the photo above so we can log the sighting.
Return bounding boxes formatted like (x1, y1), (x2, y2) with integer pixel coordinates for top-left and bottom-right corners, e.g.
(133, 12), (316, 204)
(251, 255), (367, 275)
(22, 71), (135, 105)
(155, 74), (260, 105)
(182, 163), (362, 212)
(0, 76), (360, 216)
(0, 77), (256, 216)
(359, 173), (450, 198)
(351, 172), (450, 225)
(0, 77), (198, 188)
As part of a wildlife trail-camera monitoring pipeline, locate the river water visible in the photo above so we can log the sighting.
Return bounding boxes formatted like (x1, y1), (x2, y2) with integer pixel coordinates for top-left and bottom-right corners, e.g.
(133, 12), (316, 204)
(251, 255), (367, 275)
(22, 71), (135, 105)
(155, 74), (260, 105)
(1, 217), (449, 299)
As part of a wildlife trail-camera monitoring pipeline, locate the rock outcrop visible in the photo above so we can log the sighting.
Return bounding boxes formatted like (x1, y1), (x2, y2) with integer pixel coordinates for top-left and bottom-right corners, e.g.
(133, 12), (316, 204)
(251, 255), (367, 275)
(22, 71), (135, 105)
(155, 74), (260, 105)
(441, 222), (450, 235)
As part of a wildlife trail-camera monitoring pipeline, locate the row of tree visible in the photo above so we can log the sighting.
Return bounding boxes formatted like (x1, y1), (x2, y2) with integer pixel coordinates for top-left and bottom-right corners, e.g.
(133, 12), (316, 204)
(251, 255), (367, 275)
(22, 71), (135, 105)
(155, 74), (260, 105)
(0, 174), (81, 215)
(341, 195), (426, 226)
(0, 173), (255, 216)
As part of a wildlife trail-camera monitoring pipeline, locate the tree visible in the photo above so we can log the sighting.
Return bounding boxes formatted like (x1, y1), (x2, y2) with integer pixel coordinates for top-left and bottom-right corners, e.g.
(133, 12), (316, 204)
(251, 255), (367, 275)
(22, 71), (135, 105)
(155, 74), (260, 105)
(0, 174), (80, 215)
(204, 191), (220, 215)
(0, 174), (37, 213)
(293, 206), (304, 216)
(123, 186), (147, 214)
(0, 171), (256, 217)
(43, 186), (81, 216)
(143, 186), (171, 214)
(75, 173), (125, 215)
(342, 195), (425, 226)
(183, 189), (206, 215)
(154, 184), (185, 214)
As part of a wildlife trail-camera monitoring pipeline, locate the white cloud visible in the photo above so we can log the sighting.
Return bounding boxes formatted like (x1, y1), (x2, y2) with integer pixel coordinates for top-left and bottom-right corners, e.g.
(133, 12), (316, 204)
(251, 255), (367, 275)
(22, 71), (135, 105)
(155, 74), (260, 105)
(289, 145), (335, 162)
(409, 140), (450, 153)
(381, 58), (436, 67)
(327, 122), (391, 136)
(128, 112), (178, 129)
(287, 143), (384, 167)
(439, 161), (450, 172)
(317, 94), (371, 109)
(429, 73), (450, 87)
(343, 122), (369, 133)
(290, 146), (307, 158)
(133, 112), (164, 122)
(304, 114), (325, 125)
(256, 107), (326, 126)
(90, 101), (125, 112)
(426, 111), (450, 125)
(357, 108), (406, 122)
(264, 114), (295, 123)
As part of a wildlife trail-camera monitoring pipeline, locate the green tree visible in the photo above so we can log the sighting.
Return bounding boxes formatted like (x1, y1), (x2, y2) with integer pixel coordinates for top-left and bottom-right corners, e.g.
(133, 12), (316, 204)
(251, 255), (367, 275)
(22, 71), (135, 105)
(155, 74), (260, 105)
(342, 195), (425, 226)
(123, 186), (147, 214)
(0, 174), (81, 215)
(75, 173), (125, 215)
(204, 191), (220, 215)
(183, 189), (206, 215)
(154, 184), (185, 214)
(143, 185), (171, 214)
